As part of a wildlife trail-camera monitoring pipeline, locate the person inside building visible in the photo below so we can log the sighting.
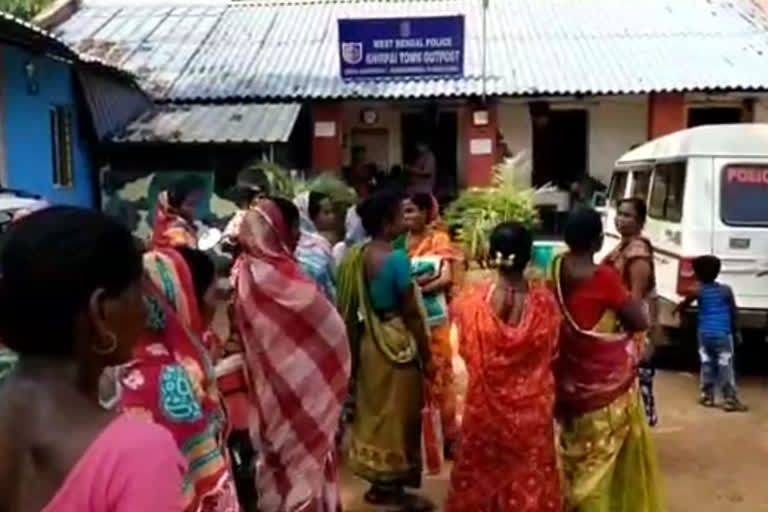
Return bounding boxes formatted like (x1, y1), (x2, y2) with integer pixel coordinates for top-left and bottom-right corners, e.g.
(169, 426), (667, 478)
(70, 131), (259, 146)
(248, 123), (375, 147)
(446, 222), (562, 512)
(552, 208), (664, 511)
(294, 190), (337, 302)
(336, 190), (432, 510)
(402, 192), (462, 455)
(406, 141), (437, 195)
(232, 198), (350, 512)
(120, 246), (240, 512)
(0, 207), (185, 512)
(345, 145), (374, 199)
(152, 175), (208, 249)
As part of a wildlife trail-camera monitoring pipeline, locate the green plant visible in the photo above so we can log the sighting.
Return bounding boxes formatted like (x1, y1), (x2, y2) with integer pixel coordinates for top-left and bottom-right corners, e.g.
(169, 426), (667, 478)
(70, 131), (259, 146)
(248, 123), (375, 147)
(0, 0), (51, 19)
(239, 159), (297, 198)
(444, 158), (539, 263)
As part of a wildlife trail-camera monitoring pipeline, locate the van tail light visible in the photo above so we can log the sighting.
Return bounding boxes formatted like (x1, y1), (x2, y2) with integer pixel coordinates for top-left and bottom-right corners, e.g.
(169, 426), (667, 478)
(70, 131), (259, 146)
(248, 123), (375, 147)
(677, 257), (697, 296)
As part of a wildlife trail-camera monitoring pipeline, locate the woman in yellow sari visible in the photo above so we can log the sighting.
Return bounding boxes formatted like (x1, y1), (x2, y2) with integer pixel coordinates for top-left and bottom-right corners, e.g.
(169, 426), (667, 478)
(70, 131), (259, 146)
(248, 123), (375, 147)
(553, 208), (664, 512)
(403, 193), (462, 452)
(337, 191), (433, 510)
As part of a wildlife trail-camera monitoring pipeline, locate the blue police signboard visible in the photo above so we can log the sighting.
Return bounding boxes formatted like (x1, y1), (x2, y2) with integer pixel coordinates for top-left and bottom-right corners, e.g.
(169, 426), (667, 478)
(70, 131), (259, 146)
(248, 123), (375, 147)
(338, 15), (464, 80)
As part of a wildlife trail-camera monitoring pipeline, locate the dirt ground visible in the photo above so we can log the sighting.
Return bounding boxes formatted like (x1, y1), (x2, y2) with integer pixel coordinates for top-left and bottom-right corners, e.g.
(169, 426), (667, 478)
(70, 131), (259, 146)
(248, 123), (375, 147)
(340, 370), (768, 511)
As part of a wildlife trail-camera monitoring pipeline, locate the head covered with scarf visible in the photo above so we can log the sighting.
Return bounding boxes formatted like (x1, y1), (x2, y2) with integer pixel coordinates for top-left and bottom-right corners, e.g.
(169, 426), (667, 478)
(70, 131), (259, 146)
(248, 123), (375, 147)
(293, 191), (337, 301)
(120, 248), (238, 512)
(233, 199), (350, 511)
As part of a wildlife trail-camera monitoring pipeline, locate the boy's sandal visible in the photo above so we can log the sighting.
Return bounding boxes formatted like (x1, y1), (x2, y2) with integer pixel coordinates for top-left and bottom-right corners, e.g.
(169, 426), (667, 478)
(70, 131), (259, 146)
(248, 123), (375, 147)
(723, 399), (749, 413)
(698, 395), (715, 407)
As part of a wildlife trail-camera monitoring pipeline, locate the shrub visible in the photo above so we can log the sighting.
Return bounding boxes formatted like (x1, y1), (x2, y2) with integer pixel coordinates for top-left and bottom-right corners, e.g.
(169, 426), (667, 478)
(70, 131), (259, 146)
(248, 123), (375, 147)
(444, 157), (539, 264)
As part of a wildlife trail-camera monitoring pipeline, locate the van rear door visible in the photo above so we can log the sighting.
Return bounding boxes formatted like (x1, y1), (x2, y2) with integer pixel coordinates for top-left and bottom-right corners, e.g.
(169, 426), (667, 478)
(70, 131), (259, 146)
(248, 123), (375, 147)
(713, 158), (768, 311)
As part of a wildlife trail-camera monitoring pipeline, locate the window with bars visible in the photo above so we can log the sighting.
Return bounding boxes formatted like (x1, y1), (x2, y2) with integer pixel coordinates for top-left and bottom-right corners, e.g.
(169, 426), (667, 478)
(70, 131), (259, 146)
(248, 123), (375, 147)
(49, 106), (74, 188)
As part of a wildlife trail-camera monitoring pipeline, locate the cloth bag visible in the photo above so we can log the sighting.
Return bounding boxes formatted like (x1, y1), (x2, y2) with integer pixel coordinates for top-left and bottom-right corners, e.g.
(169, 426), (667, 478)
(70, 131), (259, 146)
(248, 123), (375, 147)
(411, 256), (449, 327)
(420, 385), (445, 476)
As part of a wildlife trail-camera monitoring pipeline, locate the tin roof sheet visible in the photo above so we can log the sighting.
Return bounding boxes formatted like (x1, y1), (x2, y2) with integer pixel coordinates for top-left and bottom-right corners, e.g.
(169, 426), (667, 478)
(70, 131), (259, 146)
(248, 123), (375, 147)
(56, 0), (768, 100)
(114, 102), (301, 143)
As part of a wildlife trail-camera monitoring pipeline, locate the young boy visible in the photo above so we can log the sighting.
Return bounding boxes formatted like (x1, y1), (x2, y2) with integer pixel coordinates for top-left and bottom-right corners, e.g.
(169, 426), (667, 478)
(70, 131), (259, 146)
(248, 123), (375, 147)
(675, 255), (748, 412)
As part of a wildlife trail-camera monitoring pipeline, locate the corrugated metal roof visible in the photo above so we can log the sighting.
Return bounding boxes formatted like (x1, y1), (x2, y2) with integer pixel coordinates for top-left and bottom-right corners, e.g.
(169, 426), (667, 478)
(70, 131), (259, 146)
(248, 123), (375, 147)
(77, 68), (153, 139)
(55, 0), (768, 100)
(113, 102), (301, 143)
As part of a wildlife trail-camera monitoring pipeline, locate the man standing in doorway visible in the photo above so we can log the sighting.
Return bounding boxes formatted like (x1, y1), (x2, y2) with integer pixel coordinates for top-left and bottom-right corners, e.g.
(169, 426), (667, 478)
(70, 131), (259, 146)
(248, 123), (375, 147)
(407, 141), (437, 195)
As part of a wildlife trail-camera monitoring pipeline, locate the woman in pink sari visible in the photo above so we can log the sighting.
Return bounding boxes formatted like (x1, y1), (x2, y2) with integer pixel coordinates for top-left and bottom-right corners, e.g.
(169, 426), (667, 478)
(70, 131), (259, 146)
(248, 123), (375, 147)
(232, 198), (351, 512)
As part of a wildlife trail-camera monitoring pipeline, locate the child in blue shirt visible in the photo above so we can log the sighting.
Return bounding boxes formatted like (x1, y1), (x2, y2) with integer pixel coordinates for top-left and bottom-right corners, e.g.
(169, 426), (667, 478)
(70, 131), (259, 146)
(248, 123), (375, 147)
(675, 255), (748, 412)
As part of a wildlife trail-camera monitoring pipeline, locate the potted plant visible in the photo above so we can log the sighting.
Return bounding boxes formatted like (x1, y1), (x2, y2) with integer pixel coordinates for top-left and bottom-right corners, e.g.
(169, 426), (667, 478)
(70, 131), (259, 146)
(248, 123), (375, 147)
(444, 157), (539, 267)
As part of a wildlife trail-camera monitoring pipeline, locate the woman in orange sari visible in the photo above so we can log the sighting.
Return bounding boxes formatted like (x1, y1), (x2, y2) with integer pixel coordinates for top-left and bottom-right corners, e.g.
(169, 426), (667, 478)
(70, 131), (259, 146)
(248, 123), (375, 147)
(446, 222), (561, 512)
(554, 208), (663, 512)
(151, 176), (207, 249)
(403, 192), (462, 452)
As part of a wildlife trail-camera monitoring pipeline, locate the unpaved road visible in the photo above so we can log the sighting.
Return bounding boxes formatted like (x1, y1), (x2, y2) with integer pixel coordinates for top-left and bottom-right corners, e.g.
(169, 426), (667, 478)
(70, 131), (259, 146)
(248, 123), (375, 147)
(341, 370), (768, 511)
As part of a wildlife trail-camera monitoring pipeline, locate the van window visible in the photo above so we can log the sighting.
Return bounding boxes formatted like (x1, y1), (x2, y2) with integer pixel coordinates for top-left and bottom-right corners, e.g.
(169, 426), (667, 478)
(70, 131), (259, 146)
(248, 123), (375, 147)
(608, 171), (628, 206)
(631, 170), (651, 200)
(648, 162), (686, 222)
(721, 164), (768, 226)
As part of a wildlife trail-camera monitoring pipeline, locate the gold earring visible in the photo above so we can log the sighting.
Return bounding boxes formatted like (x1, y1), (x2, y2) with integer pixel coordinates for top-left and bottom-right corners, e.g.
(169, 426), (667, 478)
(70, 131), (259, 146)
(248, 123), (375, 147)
(92, 332), (118, 355)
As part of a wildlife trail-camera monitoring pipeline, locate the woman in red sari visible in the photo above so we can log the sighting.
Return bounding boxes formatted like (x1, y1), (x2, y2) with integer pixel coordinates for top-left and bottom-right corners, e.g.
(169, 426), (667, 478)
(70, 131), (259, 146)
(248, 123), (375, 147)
(446, 222), (561, 512)
(554, 208), (663, 512)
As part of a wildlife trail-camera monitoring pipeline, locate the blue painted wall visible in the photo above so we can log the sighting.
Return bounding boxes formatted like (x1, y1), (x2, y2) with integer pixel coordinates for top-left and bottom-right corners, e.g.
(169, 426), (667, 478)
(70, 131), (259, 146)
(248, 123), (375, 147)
(2, 45), (94, 207)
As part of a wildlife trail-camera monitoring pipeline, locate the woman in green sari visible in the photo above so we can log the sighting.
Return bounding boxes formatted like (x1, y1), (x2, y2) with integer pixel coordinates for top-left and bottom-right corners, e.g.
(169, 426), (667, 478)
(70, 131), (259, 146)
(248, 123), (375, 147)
(337, 190), (432, 510)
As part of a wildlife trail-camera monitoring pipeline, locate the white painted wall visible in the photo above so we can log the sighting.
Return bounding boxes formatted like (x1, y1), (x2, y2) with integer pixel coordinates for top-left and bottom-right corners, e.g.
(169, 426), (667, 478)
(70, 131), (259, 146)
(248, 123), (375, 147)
(755, 98), (768, 123)
(497, 96), (647, 188)
(586, 96), (647, 185)
(497, 102), (532, 188)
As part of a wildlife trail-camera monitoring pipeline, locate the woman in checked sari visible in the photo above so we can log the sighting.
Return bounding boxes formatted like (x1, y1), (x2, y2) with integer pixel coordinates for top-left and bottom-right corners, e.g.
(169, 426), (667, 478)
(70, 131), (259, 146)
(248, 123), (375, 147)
(232, 198), (350, 512)
(554, 208), (663, 512)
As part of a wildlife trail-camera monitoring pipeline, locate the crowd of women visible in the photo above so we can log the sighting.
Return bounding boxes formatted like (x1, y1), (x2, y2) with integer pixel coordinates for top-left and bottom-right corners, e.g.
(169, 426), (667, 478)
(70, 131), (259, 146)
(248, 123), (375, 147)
(0, 176), (665, 512)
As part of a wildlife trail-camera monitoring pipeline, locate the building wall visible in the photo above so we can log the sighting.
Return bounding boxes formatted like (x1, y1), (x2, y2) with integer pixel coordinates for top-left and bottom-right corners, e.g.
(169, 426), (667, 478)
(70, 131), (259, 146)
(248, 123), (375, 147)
(2, 45), (94, 207)
(587, 96), (647, 183)
(343, 101), (402, 169)
(752, 97), (768, 123)
(497, 96), (647, 187)
(497, 102), (533, 188)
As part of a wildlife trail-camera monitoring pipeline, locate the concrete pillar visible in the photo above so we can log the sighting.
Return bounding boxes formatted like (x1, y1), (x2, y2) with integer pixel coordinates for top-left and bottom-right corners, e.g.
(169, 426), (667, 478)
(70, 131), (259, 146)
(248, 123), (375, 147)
(463, 103), (497, 187)
(647, 93), (686, 139)
(311, 102), (344, 173)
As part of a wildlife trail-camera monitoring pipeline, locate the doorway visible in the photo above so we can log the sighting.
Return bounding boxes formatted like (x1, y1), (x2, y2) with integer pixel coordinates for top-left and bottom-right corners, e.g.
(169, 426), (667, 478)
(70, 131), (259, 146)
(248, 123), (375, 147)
(350, 128), (390, 171)
(687, 107), (743, 127)
(401, 108), (458, 202)
(532, 108), (588, 188)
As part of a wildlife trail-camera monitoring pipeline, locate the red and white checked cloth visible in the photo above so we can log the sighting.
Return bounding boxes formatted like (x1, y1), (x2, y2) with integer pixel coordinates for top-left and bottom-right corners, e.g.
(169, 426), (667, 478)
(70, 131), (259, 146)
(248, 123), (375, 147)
(233, 204), (350, 512)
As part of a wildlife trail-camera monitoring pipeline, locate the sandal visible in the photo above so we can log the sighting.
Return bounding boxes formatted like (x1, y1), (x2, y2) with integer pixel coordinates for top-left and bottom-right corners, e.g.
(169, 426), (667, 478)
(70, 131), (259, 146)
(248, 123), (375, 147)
(723, 398), (749, 413)
(698, 393), (715, 408)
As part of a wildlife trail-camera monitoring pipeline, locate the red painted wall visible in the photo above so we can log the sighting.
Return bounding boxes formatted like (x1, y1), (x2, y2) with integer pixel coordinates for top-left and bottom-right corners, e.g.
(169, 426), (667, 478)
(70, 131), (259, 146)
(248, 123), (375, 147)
(463, 104), (497, 187)
(647, 93), (686, 139)
(311, 103), (344, 172)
